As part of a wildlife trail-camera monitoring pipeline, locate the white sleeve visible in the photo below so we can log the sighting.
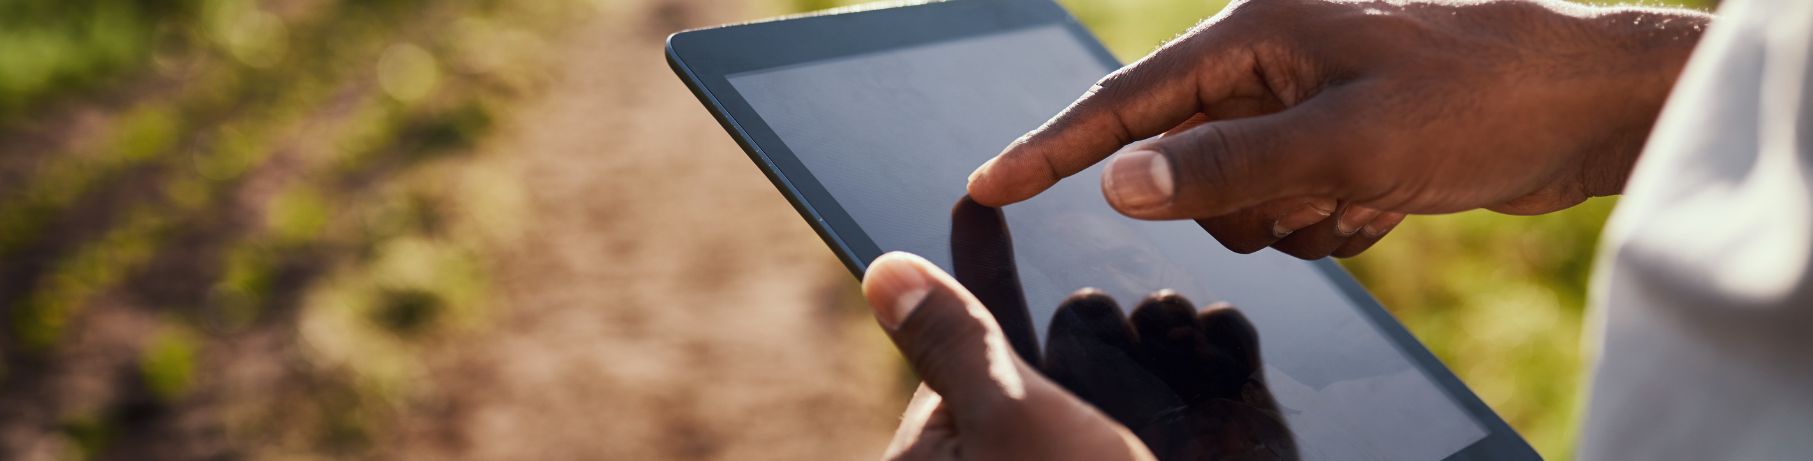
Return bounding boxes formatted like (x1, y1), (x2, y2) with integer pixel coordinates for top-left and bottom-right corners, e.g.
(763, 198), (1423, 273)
(1580, 0), (1813, 459)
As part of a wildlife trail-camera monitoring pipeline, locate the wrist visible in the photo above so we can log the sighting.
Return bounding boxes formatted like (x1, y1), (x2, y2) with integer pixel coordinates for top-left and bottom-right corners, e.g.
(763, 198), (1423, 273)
(1570, 5), (1712, 196)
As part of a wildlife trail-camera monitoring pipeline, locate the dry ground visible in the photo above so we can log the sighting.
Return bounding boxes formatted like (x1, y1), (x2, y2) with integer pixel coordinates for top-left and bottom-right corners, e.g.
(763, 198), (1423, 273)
(0, 1), (906, 460)
(383, 1), (908, 459)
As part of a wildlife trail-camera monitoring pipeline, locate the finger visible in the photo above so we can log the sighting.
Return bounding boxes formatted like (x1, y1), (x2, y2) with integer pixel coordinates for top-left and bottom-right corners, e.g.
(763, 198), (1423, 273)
(1101, 90), (1364, 220)
(1128, 291), (1206, 400)
(1268, 201), (1366, 260)
(1043, 289), (1177, 429)
(862, 251), (1031, 415)
(1334, 205), (1381, 237)
(1273, 198), (1340, 238)
(1193, 304), (1292, 440)
(950, 196), (1040, 363)
(1193, 197), (1336, 254)
(1044, 289), (1138, 359)
(1131, 292), (1249, 402)
(1331, 212), (1406, 258)
(967, 36), (1263, 207)
(1194, 303), (1261, 378)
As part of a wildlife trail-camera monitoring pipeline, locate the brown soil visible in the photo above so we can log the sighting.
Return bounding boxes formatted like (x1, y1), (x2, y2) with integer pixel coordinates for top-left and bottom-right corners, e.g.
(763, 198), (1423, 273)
(379, 1), (908, 459)
(0, 1), (907, 460)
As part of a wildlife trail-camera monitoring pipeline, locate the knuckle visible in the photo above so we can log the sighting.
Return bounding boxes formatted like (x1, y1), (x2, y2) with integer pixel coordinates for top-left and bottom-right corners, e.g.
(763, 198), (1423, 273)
(1070, 69), (1149, 143)
(1090, 64), (1152, 103)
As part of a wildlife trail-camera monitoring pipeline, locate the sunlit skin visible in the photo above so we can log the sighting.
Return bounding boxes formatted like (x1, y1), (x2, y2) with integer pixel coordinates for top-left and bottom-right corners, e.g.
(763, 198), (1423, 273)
(868, 0), (1713, 459)
(966, 0), (1709, 259)
(940, 198), (1296, 460)
(864, 251), (1294, 461)
(862, 252), (1157, 461)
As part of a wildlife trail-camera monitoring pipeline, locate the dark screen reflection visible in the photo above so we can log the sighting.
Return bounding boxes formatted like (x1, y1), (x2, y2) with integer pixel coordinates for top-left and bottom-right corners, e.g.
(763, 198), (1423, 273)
(951, 197), (1300, 461)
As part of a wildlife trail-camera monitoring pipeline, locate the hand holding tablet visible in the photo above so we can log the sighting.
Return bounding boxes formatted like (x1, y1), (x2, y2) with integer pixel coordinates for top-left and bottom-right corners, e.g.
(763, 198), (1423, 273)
(949, 197), (1297, 459)
(668, 0), (1540, 458)
(864, 249), (1297, 460)
(861, 252), (1156, 461)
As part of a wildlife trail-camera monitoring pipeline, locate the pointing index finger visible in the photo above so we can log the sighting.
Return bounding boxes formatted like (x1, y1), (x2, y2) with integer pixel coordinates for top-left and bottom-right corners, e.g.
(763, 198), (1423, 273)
(964, 36), (1257, 206)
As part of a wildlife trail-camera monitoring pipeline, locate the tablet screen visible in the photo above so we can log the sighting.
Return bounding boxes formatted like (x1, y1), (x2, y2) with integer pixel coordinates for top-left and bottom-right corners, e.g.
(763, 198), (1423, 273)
(727, 25), (1488, 459)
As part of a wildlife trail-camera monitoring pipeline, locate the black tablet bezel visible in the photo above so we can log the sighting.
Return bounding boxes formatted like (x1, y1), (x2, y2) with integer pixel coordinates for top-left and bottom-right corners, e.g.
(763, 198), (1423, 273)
(666, 1), (1539, 458)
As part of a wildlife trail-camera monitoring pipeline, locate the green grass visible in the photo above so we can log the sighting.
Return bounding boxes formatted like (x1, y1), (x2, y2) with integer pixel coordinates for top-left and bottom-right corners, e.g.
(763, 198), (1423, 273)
(0, 1), (199, 120)
(0, 0), (573, 457)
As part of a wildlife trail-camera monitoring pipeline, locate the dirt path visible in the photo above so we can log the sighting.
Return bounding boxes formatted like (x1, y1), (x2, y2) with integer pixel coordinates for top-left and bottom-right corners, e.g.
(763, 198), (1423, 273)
(384, 2), (908, 459)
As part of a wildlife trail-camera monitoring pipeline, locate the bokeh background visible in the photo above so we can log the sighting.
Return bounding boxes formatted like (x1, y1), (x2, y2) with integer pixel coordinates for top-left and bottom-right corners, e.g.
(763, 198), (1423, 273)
(0, 0), (1715, 459)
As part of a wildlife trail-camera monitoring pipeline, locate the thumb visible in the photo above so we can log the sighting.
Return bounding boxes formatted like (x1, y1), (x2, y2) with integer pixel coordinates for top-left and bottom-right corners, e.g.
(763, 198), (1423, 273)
(1101, 91), (1363, 220)
(965, 30), (1260, 207)
(863, 251), (1031, 415)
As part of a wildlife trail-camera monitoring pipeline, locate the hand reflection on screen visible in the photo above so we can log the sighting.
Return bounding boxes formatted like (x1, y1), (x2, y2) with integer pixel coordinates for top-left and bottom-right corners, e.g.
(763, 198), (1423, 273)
(950, 197), (1299, 461)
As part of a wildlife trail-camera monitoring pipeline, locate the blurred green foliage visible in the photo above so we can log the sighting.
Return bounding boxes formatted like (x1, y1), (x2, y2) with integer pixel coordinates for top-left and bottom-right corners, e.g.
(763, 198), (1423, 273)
(59, 414), (113, 460)
(0, 0), (571, 457)
(0, 1), (199, 118)
(141, 325), (201, 400)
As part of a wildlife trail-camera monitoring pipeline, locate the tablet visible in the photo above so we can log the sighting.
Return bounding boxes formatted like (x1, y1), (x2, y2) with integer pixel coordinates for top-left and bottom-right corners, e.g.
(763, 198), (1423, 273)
(667, 1), (1538, 459)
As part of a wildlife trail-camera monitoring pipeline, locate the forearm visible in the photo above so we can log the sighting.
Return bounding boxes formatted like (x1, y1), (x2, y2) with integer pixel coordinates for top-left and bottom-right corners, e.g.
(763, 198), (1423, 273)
(1570, 4), (1713, 196)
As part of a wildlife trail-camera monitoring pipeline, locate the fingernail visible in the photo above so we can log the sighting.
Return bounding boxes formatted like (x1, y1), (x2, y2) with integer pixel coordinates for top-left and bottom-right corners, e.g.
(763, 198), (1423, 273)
(864, 252), (933, 331)
(1336, 206), (1380, 236)
(1362, 213), (1407, 238)
(1103, 150), (1172, 209)
(1306, 198), (1336, 215)
(1271, 198), (1336, 238)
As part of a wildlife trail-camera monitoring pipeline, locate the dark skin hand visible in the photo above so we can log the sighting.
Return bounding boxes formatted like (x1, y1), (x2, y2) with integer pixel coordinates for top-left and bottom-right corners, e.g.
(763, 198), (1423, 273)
(862, 252), (1156, 461)
(1045, 290), (1298, 461)
(862, 252), (1294, 461)
(860, 2), (1715, 456)
(966, 0), (1710, 259)
(950, 197), (1296, 460)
